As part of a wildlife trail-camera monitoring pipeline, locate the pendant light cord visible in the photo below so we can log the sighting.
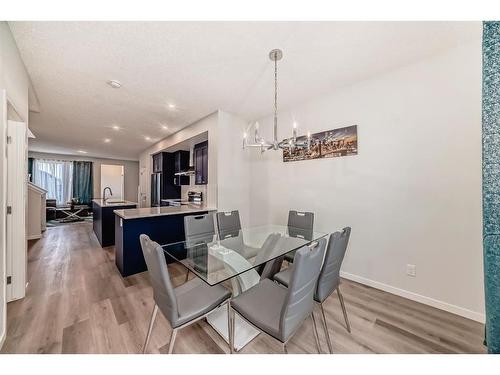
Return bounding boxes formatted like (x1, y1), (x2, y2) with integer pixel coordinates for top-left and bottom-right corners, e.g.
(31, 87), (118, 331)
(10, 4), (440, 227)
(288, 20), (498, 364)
(273, 53), (278, 144)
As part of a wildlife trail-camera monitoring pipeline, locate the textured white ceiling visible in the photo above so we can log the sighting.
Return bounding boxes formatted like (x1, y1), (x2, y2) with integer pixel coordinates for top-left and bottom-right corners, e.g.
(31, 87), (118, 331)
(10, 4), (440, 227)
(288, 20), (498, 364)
(9, 21), (479, 160)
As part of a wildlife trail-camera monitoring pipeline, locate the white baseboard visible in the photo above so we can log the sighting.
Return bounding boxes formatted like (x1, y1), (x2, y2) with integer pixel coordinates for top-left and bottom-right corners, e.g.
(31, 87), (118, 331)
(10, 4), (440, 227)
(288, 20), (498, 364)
(340, 271), (485, 323)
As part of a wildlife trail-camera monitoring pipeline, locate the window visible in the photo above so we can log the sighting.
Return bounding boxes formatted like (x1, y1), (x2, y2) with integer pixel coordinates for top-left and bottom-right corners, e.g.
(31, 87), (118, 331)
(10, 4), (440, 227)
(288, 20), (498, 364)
(32, 159), (74, 206)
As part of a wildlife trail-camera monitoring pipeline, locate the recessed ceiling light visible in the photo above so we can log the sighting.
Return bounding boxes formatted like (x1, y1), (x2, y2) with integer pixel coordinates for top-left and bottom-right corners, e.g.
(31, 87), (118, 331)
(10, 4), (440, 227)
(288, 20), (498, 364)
(112, 125), (120, 131)
(104, 138), (111, 143)
(144, 136), (152, 141)
(167, 103), (176, 110)
(161, 125), (169, 130)
(107, 80), (122, 89)
(77, 150), (88, 154)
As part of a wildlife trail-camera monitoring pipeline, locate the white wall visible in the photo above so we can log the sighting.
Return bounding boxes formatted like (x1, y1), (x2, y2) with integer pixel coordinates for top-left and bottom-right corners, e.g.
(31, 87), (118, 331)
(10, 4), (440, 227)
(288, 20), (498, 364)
(100, 165), (124, 200)
(139, 112), (219, 208)
(28, 152), (140, 202)
(0, 23), (30, 121)
(249, 40), (484, 321)
(216, 111), (252, 227)
(0, 21), (31, 348)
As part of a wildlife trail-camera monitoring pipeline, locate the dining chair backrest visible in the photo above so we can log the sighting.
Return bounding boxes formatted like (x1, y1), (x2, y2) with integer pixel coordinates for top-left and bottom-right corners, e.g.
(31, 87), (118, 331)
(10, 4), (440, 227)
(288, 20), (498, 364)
(315, 227), (351, 303)
(184, 213), (215, 247)
(254, 233), (282, 279)
(139, 234), (179, 324)
(280, 237), (326, 340)
(287, 210), (314, 240)
(216, 210), (242, 238)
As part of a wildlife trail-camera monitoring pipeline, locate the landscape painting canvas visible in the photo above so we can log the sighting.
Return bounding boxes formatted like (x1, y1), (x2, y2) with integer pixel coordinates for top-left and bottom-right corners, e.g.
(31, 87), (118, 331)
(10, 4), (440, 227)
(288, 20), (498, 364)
(283, 125), (358, 162)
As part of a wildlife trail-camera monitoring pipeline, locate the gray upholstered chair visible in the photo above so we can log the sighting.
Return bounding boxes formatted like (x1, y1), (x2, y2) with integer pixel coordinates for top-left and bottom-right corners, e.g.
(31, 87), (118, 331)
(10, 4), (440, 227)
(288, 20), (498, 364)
(216, 210), (284, 280)
(253, 233), (282, 280)
(255, 235), (306, 281)
(216, 210), (242, 238)
(284, 210), (315, 263)
(184, 213), (215, 246)
(184, 213), (216, 278)
(274, 227), (352, 353)
(140, 234), (231, 354)
(228, 238), (327, 354)
(216, 210), (260, 259)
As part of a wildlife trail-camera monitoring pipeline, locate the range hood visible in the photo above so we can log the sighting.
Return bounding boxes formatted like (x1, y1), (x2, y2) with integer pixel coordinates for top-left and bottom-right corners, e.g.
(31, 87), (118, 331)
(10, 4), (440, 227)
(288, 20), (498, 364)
(174, 145), (197, 176)
(174, 166), (195, 176)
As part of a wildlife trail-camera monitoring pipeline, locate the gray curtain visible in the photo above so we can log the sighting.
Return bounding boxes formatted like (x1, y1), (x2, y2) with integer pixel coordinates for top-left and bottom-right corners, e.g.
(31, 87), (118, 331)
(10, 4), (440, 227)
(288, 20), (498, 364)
(482, 21), (500, 354)
(72, 161), (93, 205)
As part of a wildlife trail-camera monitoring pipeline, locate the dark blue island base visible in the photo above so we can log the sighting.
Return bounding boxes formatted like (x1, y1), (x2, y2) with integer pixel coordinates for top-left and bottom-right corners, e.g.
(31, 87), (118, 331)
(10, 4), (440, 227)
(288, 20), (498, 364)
(92, 200), (137, 247)
(114, 210), (209, 277)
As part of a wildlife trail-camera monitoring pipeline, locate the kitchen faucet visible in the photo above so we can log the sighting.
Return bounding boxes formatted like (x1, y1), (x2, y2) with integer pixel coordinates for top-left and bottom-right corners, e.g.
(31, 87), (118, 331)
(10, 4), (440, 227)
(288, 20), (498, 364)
(103, 187), (113, 203)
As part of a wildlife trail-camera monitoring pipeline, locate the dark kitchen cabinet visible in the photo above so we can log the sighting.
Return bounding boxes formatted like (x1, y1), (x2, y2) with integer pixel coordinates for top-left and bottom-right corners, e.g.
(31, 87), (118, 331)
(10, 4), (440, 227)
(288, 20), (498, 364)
(173, 150), (190, 186)
(152, 153), (162, 173)
(194, 141), (208, 185)
(151, 152), (180, 206)
(162, 152), (181, 198)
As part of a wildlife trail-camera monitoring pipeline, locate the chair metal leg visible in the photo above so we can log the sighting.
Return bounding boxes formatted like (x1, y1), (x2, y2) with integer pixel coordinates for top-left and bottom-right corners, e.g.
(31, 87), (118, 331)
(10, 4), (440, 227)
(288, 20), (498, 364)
(283, 343), (288, 354)
(311, 312), (321, 354)
(227, 301), (234, 354)
(319, 303), (333, 354)
(185, 270), (190, 283)
(168, 329), (178, 354)
(337, 287), (351, 333)
(142, 304), (158, 354)
(230, 306), (236, 354)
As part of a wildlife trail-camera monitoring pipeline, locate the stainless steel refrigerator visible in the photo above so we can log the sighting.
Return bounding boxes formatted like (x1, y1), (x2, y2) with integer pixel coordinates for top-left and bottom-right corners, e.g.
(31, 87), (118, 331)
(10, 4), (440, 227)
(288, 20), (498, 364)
(151, 172), (162, 207)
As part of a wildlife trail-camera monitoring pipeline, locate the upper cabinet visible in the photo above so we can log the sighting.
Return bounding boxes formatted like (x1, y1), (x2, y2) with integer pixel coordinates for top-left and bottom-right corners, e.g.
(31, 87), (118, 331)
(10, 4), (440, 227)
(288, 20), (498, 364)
(194, 141), (208, 185)
(152, 152), (162, 173)
(173, 150), (190, 186)
(154, 143), (206, 187)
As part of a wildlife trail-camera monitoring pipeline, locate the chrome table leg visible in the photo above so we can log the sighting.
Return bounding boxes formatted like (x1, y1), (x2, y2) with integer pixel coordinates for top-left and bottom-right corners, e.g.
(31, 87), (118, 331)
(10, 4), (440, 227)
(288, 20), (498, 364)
(142, 304), (158, 353)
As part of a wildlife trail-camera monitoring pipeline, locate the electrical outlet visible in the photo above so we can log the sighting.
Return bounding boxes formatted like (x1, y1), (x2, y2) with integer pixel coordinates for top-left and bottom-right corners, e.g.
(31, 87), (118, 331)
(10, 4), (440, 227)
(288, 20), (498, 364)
(407, 264), (416, 277)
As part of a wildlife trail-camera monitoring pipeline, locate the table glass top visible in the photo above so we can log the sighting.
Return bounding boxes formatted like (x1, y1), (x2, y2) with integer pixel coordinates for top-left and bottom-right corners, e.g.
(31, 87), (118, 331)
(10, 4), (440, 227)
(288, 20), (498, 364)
(161, 225), (328, 286)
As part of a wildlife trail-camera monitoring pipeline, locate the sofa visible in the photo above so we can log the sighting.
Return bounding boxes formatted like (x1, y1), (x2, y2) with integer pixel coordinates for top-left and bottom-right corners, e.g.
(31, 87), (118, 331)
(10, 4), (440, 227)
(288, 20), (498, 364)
(46, 199), (57, 221)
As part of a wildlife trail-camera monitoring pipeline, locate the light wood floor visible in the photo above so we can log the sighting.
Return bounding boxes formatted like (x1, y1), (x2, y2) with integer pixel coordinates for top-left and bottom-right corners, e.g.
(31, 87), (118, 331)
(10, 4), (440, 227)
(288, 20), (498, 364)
(1, 222), (486, 354)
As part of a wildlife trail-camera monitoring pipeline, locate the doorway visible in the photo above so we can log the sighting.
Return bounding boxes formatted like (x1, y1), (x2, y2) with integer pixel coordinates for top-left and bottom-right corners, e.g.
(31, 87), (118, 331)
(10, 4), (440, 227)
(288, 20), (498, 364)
(100, 164), (124, 200)
(1, 91), (28, 346)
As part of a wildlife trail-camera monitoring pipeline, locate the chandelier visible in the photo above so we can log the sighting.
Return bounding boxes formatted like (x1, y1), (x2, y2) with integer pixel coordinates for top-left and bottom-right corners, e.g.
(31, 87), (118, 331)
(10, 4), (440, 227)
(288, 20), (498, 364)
(243, 49), (311, 153)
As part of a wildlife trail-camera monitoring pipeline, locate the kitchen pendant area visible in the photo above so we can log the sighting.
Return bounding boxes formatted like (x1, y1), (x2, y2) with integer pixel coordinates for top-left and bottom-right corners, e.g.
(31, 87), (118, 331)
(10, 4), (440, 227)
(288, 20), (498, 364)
(111, 130), (212, 277)
(150, 131), (208, 208)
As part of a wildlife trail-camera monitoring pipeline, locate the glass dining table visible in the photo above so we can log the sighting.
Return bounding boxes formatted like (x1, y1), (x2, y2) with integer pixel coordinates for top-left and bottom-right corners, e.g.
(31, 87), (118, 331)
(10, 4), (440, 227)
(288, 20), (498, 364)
(161, 224), (328, 351)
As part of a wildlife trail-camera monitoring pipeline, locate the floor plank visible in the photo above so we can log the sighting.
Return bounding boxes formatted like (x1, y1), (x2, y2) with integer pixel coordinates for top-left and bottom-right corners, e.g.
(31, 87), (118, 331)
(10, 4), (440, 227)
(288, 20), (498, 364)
(0, 222), (487, 354)
(62, 319), (95, 354)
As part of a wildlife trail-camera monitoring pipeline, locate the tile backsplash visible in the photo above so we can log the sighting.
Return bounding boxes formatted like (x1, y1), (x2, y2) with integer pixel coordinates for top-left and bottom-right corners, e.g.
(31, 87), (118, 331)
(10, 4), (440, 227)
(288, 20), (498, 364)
(181, 176), (207, 201)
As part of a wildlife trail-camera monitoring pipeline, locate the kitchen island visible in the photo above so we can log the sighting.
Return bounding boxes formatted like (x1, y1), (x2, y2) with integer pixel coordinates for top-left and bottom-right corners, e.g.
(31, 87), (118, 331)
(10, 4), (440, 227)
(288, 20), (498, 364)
(92, 199), (137, 247)
(114, 204), (216, 276)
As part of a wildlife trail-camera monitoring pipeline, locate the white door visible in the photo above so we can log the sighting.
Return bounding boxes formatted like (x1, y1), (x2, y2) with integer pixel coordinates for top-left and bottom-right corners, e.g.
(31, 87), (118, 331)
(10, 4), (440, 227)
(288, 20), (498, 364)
(6, 120), (27, 302)
(100, 164), (124, 201)
(0, 89), (7, 347)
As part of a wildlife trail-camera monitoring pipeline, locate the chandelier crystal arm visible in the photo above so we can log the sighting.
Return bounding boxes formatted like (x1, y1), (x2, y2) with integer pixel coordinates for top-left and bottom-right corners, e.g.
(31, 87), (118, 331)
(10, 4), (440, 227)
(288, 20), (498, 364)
(242, 48), (310, 154)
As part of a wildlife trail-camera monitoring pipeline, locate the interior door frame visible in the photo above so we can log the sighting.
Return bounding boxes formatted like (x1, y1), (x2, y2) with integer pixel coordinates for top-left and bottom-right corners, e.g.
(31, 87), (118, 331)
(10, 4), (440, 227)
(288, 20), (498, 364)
(6, 119), (27, 302)
(0, 89), (7, 348)
(0, 90), (28, 349)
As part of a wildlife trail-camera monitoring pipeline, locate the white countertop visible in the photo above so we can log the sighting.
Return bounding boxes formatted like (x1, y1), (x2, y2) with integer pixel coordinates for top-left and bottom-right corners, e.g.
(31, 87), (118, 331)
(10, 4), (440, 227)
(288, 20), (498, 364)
(113, 204), (216, 220)
(92, 199), (137, 208)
